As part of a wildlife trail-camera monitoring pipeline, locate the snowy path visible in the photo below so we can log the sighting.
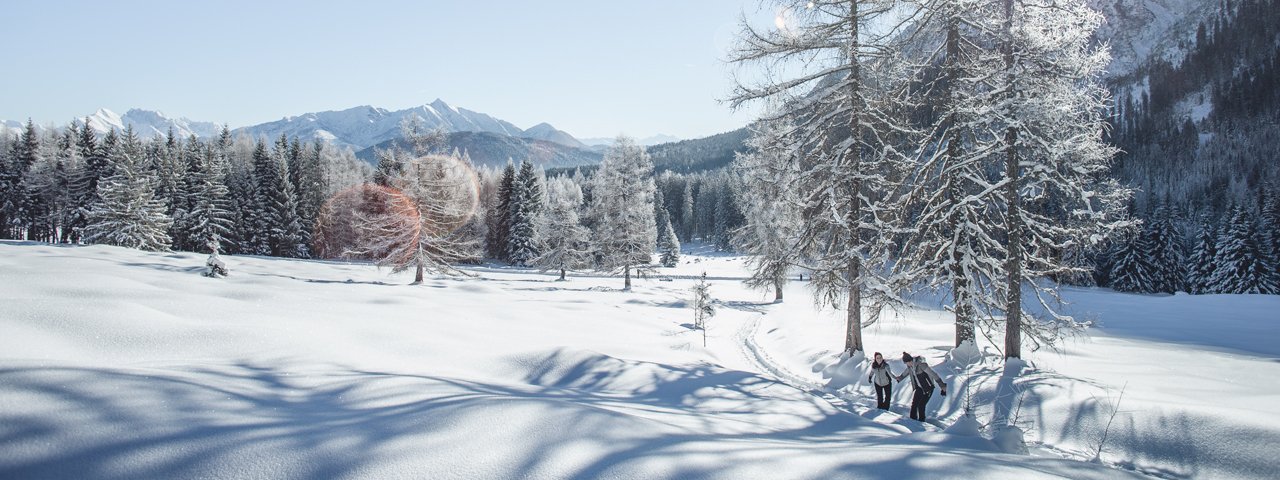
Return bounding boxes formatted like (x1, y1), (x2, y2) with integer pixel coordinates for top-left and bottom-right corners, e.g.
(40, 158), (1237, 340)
(731, 311), (936, 435)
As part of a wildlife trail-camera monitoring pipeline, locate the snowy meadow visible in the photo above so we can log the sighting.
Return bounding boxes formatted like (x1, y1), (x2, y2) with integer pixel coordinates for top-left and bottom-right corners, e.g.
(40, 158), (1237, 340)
(2, 240), (1276, 479)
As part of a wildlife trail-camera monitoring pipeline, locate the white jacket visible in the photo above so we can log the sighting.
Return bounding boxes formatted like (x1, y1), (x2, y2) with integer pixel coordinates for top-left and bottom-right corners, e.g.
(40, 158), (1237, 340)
(868, 362), (894, 386)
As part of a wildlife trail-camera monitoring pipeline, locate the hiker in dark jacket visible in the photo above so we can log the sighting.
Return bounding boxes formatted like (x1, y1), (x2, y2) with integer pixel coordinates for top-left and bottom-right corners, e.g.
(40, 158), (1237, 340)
(895, 352), (947, 422)
(867, 352), (896, 410)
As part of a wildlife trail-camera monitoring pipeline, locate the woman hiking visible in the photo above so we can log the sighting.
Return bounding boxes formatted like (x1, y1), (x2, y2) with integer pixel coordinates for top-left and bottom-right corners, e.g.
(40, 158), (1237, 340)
(895, 352), (947, 422)
(867, 352), (896, 410)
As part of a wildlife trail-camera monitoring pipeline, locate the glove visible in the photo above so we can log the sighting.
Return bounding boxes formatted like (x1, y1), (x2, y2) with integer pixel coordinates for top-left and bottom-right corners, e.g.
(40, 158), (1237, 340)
(941, 385), (948, 397)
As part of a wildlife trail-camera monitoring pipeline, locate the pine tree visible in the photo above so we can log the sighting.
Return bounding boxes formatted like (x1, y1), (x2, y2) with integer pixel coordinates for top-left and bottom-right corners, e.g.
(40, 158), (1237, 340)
(728, 0), (913, 353)
(1186, 217), (1219, 294)
(1210, 205), (1279, 294)
(659, 215), (681, 268)
(1147, 205), (1187, 293)
(83, 127), (172, 251)
(248, 137), (306, 257)
(990, 0), (1129, 358)
(183, 141), (234, 254)
(1109, 227), (1156, 293)
(534, 176), (592, 280)
(691, 272), (716, 347)
(7, 120), (41, 239)
(349, 154), (480, 283)
(680, 181), (695, 242)
(66, 118), (103, 244)
(487, 162), (516, 260)
(654, 186), (669, 250)
(507, 160), (543, 266)
(735, 119), (801, 303)
(589, 135), (657, 290)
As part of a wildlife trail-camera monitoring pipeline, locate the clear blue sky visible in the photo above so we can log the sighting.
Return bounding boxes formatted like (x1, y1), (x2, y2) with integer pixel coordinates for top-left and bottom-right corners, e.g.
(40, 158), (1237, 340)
(0, 1), (772, 140)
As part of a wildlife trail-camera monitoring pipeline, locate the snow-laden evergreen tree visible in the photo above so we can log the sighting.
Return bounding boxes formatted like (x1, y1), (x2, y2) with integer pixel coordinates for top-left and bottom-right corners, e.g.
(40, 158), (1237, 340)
(691, 272), (716, 347)
(1261, 185), (1280, 270)
(0, 139), (16, 239)
(589, 135), (657, 290)
(506, 160), (543, 266)
(248, 136), (306, 257)
(1186, 217), (1218, 294)
(659, 215), (681, 268)
(892, 0), (1021, 346)
(182, 139), (233, 254)
(1146, 205), (1187, 293)
(65, 120), (101, 243)
(83, 126), (172, 251)
(296, 141), (327, 253)
(153, 129), (187, 245)
(1210, 205), (1279, 294)
(680, 181), (695, 242)
(534, 176), (592, 280)
(728, 0), (914, 353)
(487, 161), (516, 261)
(987, 0), (1130, 358)
(654, 186), (670, 250)
(204, 240), (228, 278)
(1108, 227), (1156, 292)
(7, 120), (41, 240)
(734, 118), (801, 303)
(349, 153), (480, 283)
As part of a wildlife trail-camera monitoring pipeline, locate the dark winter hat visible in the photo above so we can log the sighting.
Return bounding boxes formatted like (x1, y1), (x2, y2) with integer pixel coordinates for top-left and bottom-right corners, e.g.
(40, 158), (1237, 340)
(902, 352), (913, 363)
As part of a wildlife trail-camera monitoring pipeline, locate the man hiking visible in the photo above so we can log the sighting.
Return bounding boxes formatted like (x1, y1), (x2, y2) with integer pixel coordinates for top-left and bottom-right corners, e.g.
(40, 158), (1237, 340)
(895, 352), (946, 422)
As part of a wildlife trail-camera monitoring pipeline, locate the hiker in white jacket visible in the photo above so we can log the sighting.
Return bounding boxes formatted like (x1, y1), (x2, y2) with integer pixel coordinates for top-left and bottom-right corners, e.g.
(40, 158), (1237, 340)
(867, 352), (896, 410)
(895, 352), (947, 422)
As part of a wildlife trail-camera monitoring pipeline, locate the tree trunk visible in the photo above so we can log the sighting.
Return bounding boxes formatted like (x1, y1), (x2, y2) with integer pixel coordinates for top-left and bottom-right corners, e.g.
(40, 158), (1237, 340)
(774, 281), (783, 303)
(414, 262), (424, 284)
(624, 264), (631, 290)
(843, 0), (864, 355)
(559, 268), (566, 281)
(945, 13), (975, 348)
(1002, 0), (1022, 360)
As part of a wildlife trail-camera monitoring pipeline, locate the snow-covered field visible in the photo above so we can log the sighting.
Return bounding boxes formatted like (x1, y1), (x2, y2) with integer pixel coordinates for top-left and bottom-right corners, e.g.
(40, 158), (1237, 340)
(1, 240), (1276, 479)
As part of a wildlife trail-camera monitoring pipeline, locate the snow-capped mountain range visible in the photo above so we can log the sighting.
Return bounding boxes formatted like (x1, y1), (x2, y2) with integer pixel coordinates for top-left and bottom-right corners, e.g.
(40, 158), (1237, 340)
(2, 99), (594, 151)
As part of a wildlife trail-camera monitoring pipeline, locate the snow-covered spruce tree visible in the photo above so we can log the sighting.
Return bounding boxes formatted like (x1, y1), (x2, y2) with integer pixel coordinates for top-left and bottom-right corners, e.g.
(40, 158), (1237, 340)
(349, 153), (480, 283)
(1186, 216), (1218, 294)
(1262, 185), (1280, 270)
(1210, 205), (1279, 294)
(507, 160), (543, 266)
(154, 129), (187, 247)
(989, 0), (1130, 358)
(1146, 205), (1187, 293)
(0, 128), (16, 239)
(728, 0), (914, 354)
(247, 137), (306, 257)
(654, 186), (670, 250)
(83, 127), (172, 251)
(1108, 226), (1155, 293)
(534, 175), (592, 280)
(589, 135), (657, 290)
(7, 120), (41, 240)
(182, 139), (234, 254)
(680, 181), (695, 242)
(734, 118), (802, 303)
(691, 272), (716, 347)
(487, 161), (516, 261)
(65, 119), (101, 244)
(659, 215), (681, 267)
